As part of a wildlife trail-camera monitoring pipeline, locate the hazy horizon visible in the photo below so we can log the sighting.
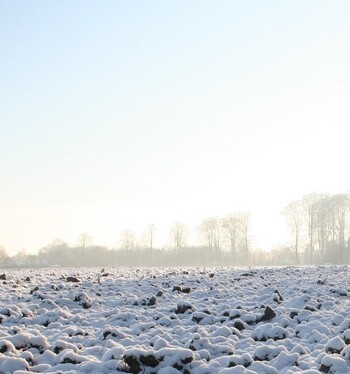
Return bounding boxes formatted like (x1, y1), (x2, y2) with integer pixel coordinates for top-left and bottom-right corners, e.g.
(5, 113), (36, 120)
(1, 1), (349, 255)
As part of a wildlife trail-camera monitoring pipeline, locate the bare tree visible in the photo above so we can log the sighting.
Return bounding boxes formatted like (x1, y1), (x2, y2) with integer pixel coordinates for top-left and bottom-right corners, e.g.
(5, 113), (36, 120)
(282, 200), (304, 263)
(78, 233), (92, 248)
(330, 194), (350, 252)
(170, 221), (188, 253)
(119, 229), (136, 250)
(213, 218), (224, 252)
(313, 196), (333, 259)
(309, 194), (350, 262)
(199, 218), (215, 250)
(198, 217), (224, 258)
(236, 212), (250, 261)
(302, 193), (324, 263)
(223, 215), (241, 256)
(142, 224), (156, 250)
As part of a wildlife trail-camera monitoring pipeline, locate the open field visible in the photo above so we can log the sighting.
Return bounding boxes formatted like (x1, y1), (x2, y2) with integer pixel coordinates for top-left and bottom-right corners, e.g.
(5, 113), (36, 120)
(0, 266), (350, 373)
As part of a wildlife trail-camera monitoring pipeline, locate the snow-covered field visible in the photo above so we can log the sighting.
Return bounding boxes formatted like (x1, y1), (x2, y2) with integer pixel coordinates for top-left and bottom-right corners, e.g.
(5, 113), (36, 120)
(1, 266), (350, 373)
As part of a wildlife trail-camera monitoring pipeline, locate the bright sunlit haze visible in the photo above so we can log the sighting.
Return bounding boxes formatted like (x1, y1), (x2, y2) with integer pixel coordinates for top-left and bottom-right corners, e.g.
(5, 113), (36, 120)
(1, 1), (349, 255)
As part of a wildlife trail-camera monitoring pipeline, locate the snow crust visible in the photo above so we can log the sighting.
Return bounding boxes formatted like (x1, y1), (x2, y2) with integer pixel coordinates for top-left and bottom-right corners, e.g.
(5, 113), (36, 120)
(0, 265), (350, 373)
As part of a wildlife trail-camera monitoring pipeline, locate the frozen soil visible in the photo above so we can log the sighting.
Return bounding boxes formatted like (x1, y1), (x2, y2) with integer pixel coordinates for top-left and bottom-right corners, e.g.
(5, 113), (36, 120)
(0, 266), (350, 373)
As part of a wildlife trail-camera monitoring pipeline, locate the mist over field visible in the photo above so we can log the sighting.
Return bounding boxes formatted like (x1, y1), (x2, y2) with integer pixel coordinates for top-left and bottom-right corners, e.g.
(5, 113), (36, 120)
(1, 191), (350, 268)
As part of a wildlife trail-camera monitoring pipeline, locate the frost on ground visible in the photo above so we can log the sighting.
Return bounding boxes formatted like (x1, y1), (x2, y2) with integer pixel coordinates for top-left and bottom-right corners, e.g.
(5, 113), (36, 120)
(0, 266), (350, 373)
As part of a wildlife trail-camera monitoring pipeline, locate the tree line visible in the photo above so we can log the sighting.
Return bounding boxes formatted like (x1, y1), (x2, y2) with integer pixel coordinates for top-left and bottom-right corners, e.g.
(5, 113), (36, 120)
(0, 213), (252, 267)
(0, 192), (349, 267)
(282, 192), (350, 264)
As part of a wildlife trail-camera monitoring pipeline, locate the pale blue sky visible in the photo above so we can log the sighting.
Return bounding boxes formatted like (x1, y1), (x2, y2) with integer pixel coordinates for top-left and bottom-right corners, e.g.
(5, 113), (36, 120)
(1, 1), (350, 253)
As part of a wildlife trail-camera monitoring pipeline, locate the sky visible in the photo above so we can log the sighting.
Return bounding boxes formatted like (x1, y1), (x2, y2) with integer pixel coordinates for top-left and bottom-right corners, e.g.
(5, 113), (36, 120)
(1, 1), (350, 255)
